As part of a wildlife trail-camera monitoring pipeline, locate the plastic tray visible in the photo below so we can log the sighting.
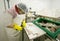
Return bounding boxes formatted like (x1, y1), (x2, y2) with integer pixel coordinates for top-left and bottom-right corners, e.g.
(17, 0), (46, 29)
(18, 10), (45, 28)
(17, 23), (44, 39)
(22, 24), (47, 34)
(32, 18), (60, 39)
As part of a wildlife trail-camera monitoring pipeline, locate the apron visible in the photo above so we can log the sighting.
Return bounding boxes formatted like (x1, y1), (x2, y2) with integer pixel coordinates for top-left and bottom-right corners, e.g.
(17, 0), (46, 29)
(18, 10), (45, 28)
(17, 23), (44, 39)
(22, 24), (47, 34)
(6, 12), (25, 41)
(13, 14), (25, 26)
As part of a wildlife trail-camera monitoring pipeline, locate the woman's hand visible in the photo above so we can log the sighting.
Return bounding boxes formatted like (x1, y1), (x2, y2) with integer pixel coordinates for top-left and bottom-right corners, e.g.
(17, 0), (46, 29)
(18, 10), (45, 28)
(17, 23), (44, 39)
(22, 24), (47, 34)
(7, 24), (13, 28)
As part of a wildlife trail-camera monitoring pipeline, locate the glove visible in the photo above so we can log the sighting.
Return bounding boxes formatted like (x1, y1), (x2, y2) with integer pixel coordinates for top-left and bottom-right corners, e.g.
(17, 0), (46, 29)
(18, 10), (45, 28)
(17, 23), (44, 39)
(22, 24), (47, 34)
(22, 20), (26, 27)
(13, 23), (22, 31)
(13, 20), (26, 31)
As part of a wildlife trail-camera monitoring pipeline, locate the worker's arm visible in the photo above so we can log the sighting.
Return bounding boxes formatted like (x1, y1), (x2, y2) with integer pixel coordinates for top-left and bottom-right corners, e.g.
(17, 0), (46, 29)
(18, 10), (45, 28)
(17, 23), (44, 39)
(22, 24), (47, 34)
(7, 20), (26, 31)
(7, 24), (14, 28)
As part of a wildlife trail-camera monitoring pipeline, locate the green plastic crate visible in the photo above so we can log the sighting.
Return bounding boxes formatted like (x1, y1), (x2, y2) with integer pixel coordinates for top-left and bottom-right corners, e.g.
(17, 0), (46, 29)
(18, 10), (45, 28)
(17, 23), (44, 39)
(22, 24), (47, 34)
(32, 18), (60, 39)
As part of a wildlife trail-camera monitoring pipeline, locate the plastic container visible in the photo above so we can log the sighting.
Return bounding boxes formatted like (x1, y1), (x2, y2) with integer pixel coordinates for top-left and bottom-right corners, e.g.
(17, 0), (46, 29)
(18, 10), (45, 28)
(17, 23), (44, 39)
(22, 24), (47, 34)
(32, 18), (60, 39)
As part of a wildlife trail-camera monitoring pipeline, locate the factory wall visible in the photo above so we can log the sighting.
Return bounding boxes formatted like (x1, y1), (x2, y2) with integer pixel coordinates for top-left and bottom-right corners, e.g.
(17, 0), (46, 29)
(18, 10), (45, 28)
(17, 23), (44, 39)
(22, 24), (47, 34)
(21, 0), (55, 17)
(0, 0), (9, 41)
(52, 0), (60, 18)
(5, 0), (60, 18)
(9, 0), (55, 17)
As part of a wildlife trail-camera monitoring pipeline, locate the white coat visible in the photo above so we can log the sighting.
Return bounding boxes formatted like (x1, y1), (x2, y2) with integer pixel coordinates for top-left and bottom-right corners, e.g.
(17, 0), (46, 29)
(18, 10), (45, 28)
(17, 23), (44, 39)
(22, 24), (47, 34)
(5, 6), (22, 41)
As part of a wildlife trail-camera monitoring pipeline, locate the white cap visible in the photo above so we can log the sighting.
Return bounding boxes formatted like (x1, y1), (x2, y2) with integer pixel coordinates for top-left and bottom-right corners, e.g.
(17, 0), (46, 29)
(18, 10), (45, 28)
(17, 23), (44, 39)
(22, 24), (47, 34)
(17, 3), (28, 13)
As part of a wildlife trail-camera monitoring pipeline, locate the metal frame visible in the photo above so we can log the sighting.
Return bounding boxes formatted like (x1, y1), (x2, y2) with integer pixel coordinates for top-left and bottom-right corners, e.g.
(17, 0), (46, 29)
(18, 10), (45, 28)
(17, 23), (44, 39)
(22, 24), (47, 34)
(7, 0), (10, 8)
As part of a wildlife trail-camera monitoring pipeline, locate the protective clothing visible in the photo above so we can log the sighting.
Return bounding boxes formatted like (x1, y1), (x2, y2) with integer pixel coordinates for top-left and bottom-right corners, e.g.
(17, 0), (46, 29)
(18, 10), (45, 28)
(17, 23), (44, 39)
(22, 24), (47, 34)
(5, 3), (28, 41)
(13, 14), (26, 31)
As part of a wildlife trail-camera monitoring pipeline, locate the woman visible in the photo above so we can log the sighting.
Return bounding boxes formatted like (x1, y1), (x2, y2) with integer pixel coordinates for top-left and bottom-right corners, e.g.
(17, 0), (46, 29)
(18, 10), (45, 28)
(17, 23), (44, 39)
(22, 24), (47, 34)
(5, 3), (28, 41)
